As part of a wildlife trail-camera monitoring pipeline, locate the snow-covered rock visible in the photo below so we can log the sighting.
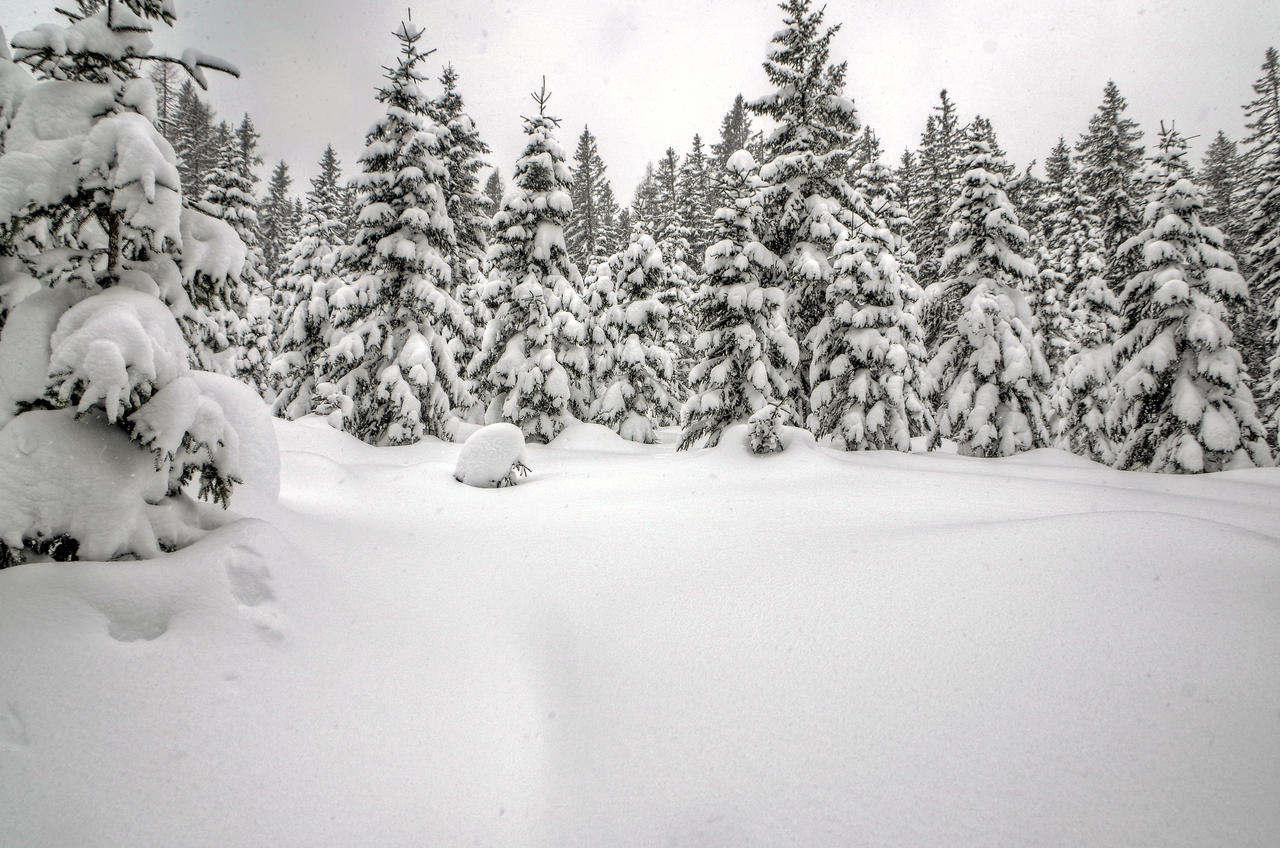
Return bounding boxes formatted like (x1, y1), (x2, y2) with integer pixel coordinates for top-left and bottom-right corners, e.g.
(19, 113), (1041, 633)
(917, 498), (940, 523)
(454, 422), (528, 488)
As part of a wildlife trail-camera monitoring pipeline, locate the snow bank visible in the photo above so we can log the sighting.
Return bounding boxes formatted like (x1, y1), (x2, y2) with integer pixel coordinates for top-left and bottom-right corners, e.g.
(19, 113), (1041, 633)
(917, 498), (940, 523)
(0, 286), (85, 426)
(454, 422), (528, 487)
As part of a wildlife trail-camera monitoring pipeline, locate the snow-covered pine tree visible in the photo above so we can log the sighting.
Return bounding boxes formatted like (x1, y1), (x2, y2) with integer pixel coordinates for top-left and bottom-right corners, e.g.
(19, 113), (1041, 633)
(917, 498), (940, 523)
(1051, 247), (1122, 463)
(1241, 47), (1280, 445)
(566, 126), (619, 271)
(147, 59), (178, 139)
(1106, 127), (1271, 472)
(592, 231), (678, 442)
(650, 147), (682, 240)
(170, 78), (216, 201)
(676, 134), (714, 271)
(431, 63), (491, 292)
(270, 145), (347, 420)
(469, 78), (588, 442)
(0, 0), (251, 563)
(314, 21), (472, 445)
(681, 150), (798, 450)
(483, 168), (504, 218)
(926, 127), (1051, 457)
(748, 0), (865, 420)
(908, 90), (964, 297)
(808, 182), (931, 451)
(582, 257), (621, 410)
(259, 159), (293, 278)
(1075, 81), (1145, 288)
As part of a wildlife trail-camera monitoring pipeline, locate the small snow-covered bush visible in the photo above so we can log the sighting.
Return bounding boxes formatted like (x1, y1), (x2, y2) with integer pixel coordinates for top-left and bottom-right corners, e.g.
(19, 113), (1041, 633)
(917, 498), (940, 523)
(747, 405), (788, 455)
(454, 422), (529, 488)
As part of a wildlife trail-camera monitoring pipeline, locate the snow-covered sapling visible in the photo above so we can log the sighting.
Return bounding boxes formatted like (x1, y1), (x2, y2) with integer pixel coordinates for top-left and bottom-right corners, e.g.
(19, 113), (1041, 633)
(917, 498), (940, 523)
(453, 422), (531, 488)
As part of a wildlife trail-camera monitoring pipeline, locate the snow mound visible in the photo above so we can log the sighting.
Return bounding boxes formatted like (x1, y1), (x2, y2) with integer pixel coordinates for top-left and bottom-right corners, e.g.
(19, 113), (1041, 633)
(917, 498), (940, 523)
(0, 409), (191, 562)
(547, 421), (650, 454)
(454, 422), (528, 488)
(191, 371), (280, 501)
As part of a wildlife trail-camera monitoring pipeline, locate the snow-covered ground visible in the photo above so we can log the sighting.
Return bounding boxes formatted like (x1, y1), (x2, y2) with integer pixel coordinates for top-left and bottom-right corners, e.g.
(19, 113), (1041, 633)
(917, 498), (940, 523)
(2, 418), (1278, 847)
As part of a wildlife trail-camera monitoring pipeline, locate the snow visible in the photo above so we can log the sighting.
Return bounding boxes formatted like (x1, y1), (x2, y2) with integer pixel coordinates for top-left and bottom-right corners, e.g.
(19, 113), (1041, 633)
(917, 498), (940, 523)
(189, 371), (280, 501)
(0, 286), (85, 426)
(454, 421), (528, 487)
(1, 420), (1278, 847)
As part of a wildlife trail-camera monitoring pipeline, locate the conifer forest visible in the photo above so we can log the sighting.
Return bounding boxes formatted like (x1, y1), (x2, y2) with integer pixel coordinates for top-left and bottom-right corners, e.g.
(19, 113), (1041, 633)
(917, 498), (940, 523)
(0, 2), (1278, 846)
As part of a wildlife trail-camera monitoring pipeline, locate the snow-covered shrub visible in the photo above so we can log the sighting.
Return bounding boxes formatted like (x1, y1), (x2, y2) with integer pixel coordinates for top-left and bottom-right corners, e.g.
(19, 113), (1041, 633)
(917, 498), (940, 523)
(747, 404), (788, 455)
(454, 422), (529, 488)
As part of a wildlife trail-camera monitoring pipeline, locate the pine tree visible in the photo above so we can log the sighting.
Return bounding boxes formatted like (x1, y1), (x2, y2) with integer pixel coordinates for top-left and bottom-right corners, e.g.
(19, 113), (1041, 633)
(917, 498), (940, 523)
(808, 176), (932, 451)
(432, 64), (491, 290)
(1241, 47), (1280, 444)
(483, 168), (504, 218)
(259, 159), (294, 278)
(1107, 127), (1271, 472)
(681, 151), (797, 450)
(270, 145), (346, 420)
(314, 21), (472, 445)
(470, 79), (588, 442)
(676, 134), (714, 270)
(148, 59), (179, 140)
(748, 0), (865, 419)
(712, 94), (754, 168)
(566, 126), (618, 270)
(909, 90), (964, 297)
(651, 147), (682, 240)
(0, 0), (247, 561)
(592, 232), (678, 442)
(926, 128), (1051, 457)
(1075, 81), (1145, 288)
(171, 79), (216, 201)
(1051, 249), (1122, 463)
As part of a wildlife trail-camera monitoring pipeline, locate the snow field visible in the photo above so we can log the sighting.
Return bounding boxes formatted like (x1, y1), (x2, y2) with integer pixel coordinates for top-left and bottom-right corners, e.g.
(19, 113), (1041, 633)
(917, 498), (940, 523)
(1, 417), (1278, 847)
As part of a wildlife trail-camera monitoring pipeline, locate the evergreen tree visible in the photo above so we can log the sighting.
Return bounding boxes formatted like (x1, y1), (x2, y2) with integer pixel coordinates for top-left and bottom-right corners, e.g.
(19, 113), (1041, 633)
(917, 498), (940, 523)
(1051, 249), (1122, 463)
(1075, 81), (1145, 287)
(259, 159), (294, 278)
(171, 79), (216, 201)
(808, 174), (932, 451)
(926, 128), (1051, 457)
(676, 134), (714, 270)
(314, 21), (472, 445)
(592, 232), (678, 442)
(1241, 47), (1280, 443)
(748, 0), (865, 419)
(1107, 128), (1271, 472)
(909, 90), (964, 296)
(712, 94), (754, 168)
(566, 126), (618, 270)
(681, 151), (798, 450)
(432, 64), (491, 289)
(483, 168), (504, 218)
(270, 145), (347, 420)
(650, 147), (682, 240)
(470, 79), (588, 442)
(0, 0), (247, 561)
(148, 59), (179, 140)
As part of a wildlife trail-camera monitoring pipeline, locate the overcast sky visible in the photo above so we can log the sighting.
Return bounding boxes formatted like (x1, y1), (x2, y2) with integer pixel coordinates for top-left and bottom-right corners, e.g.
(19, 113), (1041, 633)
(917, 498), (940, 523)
(2, 0), (1277, 202)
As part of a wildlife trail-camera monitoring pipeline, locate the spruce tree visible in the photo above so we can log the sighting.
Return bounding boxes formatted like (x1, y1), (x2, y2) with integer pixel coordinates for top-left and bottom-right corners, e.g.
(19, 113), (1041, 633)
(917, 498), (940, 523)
(470, 79), (588, 442)
(432, 64), (491, 290)
(681, 151), (798, 450)
(677, 134), (714, 271)
(808, 180), (931, 451)
(259, 159), (294, 278)
(1051, 248), (1122, 463)
(271, 145), (346, 420)
(171, 79), (216, 201)
(566, 126), (618, 270)
(0, 0), (248, 560)
(1075, 81), (1145, 287)
(748, 0), (865, 419)
(592, 232), (678, 442)
(909, 90), (964, 297)
(926, 128), (1051, 457)
(1242, 47), (1280, 443)
(483, 168), (504, 218)
(710, 94), (755, 210)
(314, 21), (472, 445)
(1107, 128), (1271, 472)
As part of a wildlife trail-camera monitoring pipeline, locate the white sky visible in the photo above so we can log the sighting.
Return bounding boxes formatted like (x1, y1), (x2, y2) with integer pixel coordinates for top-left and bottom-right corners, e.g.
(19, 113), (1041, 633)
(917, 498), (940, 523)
(2, 0), (1277, 201)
